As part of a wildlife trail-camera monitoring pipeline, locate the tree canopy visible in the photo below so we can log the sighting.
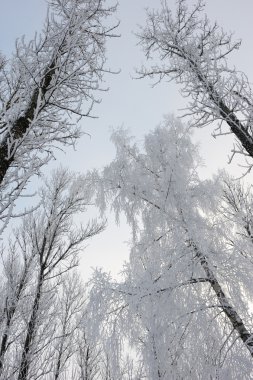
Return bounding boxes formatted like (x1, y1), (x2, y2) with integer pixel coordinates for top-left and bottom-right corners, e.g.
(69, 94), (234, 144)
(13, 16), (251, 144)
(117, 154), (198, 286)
(1, 0), (253, 379)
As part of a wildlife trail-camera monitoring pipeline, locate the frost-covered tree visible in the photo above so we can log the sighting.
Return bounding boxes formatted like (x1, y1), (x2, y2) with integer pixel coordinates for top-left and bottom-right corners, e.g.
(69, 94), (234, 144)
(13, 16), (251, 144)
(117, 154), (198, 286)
(0, 168), (104, 380)
(0, 0), (117, 233)
(137, 0), (253, 172)
(46, 273), (85, 380)
(90, 116), (253, 379)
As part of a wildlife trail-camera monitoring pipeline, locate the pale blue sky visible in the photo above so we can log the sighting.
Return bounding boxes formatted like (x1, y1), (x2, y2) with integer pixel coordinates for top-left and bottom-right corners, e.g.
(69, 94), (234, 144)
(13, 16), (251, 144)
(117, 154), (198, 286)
(1, 1), (253, 278)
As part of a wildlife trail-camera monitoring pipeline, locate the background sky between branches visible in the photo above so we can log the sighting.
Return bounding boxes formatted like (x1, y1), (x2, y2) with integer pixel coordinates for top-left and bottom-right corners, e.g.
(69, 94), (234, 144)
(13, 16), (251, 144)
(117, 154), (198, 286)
(1, 0), (253, 279)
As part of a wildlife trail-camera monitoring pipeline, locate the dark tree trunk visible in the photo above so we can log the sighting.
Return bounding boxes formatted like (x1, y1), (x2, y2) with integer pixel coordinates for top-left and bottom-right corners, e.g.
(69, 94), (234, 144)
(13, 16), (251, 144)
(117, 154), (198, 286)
(0, 268), (30, 375)
(17, 271), (44, 380)
(189, 240), (253, 357)
(0, 60), (56, 184)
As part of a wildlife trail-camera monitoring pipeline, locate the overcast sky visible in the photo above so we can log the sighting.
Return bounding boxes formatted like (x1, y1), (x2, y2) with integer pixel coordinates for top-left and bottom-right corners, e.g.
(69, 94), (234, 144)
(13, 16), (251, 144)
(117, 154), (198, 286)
(1, 0), (253, 279)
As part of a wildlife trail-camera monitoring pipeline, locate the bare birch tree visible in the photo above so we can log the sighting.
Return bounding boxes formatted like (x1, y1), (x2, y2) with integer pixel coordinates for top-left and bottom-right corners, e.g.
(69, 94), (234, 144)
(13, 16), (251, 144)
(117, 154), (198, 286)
(137, 0), (253, 172)
(90, 116), (253, 378)
(0, 0), (117, 233)
(50, 273), (86, 380)
(0, 168), (104, 380)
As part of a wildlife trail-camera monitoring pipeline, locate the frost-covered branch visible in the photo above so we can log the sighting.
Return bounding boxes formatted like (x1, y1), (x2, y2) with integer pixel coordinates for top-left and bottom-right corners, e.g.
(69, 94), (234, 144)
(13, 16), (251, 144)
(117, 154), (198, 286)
(137, 0), (253, 170)
(91, 116), (253, 377)
(0, 167), (104, 379)
(0, 0), (117, 233)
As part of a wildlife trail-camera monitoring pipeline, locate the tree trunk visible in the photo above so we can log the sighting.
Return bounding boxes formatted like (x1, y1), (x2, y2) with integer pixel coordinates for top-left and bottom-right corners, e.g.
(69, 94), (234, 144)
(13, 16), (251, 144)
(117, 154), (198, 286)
(0, 60), (56, 184)
(17, 271), (44, 380)
(0, 268), (30, 375)
(189, 240), (253, 357)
